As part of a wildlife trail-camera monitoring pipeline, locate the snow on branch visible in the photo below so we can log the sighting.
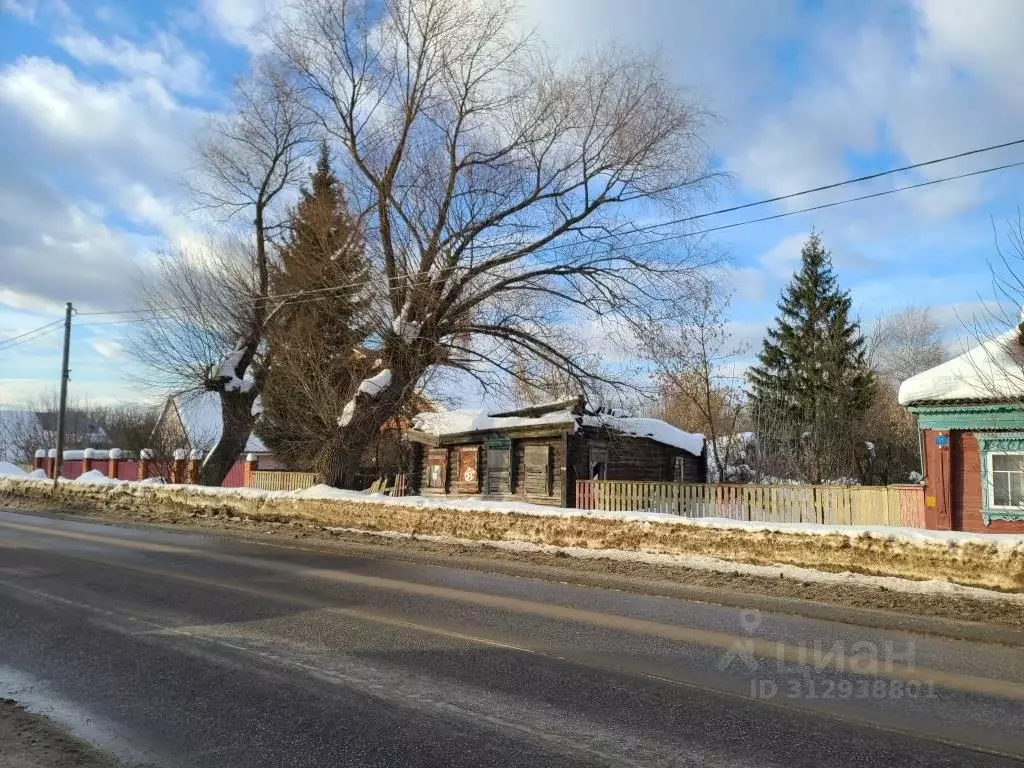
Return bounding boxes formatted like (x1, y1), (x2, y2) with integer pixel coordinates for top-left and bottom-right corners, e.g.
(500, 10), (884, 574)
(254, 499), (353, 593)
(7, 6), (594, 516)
(338, 369), (393, 427)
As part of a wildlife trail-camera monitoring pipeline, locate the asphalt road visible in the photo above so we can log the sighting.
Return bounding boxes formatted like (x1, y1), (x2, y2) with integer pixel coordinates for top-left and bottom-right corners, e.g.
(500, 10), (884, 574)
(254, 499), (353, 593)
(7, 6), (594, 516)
(1, 508), (1023, 767)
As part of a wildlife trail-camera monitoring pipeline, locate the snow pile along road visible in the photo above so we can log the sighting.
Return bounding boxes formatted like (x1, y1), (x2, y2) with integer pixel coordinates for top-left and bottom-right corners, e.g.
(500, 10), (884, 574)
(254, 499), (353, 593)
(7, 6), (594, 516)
(0, 477), (1023, 593)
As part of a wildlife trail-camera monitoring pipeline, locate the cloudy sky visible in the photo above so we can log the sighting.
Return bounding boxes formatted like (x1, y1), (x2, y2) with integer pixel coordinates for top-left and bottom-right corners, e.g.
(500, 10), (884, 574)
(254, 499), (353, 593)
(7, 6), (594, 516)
(1, 0), (1023, 406)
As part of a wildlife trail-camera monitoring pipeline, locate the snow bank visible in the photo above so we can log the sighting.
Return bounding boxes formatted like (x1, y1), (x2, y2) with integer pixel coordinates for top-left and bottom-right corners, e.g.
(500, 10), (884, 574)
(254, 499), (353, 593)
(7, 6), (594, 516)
(331, 529), (1024, 604)
(0, 462), (27, 477)
(28, 469), (47, 479)
(4, 478), (1024, 591)
(73, 470), (118, 485)
(898, 327), (1024, 405)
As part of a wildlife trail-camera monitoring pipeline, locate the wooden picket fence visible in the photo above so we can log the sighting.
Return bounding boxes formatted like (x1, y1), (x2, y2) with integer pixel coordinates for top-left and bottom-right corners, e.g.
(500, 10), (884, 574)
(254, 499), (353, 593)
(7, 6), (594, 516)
(575, 480), (925, 528)
(249, 471), (407, 497)
(249, 471), (318, 492)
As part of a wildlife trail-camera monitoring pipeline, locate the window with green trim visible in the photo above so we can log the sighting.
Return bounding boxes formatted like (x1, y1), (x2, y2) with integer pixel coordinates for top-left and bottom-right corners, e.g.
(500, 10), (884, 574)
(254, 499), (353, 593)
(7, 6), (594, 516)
(989, 453), (1024, 508)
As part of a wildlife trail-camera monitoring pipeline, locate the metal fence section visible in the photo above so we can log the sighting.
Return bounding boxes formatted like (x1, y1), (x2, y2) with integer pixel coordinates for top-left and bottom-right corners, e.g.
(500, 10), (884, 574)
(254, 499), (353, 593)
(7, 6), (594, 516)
(575, 480), (925, 527)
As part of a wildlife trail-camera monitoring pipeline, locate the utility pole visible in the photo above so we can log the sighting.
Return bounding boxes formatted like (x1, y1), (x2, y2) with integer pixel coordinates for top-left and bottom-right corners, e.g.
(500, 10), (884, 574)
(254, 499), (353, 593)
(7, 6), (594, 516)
(53, 302), (73, 486)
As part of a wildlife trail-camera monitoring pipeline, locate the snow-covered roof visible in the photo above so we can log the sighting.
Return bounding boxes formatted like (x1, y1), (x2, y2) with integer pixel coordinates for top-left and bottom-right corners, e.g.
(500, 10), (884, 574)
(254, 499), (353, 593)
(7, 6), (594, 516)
(412, 408), (578, 437)
(580, 414), (705, 456)
(171, 391), (269, 454)
(412, 401), (705, 456)
(898, 327), (1024, 406)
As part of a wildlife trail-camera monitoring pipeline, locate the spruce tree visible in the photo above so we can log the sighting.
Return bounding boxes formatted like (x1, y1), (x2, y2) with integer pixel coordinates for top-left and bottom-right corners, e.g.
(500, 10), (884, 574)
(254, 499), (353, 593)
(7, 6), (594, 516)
(748, 232), (873, 482)
(258, 141), (373, 469)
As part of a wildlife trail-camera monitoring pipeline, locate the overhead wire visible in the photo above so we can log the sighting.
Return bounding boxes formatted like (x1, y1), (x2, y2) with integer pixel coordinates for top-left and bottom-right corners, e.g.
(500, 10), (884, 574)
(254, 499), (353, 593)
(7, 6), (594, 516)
(57, 140), (1024, 322)
(0, 320), (64, 352)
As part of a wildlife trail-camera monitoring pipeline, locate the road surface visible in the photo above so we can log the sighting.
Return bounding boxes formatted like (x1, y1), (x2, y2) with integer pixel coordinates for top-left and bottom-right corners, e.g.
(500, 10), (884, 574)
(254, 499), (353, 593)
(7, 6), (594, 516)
(0, 507), (1022, 767)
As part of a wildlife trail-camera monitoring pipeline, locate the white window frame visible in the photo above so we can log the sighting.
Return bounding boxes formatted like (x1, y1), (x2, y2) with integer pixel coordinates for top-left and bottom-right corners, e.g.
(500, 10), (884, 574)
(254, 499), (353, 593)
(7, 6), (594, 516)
(986, 450), (1024, 510)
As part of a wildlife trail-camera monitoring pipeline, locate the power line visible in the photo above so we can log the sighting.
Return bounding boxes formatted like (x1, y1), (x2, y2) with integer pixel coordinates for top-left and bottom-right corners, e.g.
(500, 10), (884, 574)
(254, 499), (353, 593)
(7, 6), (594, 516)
(0, 321), (64, 352)
(0, 319), (63, 347)
(627, 135), (1024, 235)
(68, 143), (1024, 323)
(666, 156), (1024, 242)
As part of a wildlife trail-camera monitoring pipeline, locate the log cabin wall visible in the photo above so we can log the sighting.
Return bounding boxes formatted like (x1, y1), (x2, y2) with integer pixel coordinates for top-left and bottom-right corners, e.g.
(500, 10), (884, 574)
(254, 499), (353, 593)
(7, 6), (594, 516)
(407, 427), (704, 507)
(573, 427), (705, 484)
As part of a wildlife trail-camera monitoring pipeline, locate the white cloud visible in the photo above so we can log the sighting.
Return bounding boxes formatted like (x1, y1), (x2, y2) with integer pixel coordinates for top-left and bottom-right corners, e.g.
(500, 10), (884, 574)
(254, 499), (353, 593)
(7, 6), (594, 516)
(0, 56), (200, 172)
(0, 0), (35, 20)
(89, 340), (124, 359)
(758, 233), (807, 279)
(0, 56), (209, 311)
(199, 0), (284, 52)
(55, 30), (208, 95)
(728, 1), (1024, 223)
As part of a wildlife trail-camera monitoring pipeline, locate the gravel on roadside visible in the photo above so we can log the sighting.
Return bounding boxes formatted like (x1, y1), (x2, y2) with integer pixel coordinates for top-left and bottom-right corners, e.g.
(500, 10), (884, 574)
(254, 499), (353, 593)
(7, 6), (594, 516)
(0, 699), (120, 768)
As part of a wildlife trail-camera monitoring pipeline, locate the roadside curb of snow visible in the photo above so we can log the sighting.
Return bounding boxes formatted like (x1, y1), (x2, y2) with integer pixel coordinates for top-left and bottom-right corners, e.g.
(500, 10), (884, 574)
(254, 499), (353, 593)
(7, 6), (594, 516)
(2, 477), (1023, 593)
(323, 526), (1024, 604)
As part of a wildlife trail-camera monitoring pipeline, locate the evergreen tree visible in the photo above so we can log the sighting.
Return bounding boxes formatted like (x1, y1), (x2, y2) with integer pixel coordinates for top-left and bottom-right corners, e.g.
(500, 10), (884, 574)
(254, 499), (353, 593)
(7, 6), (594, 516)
(258, 141), (373, 469)
(748, 232), (874, 482)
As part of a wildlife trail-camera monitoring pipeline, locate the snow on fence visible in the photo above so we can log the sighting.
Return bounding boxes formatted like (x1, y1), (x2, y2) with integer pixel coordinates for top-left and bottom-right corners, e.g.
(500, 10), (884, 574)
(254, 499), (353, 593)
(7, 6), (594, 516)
(249, 470), (318, 492)
(575, 481), (926, 527)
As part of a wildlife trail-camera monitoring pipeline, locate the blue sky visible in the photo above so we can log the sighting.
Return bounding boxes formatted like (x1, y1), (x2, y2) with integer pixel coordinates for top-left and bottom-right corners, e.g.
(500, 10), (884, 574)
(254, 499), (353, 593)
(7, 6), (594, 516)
(1, 0), (1023, 406)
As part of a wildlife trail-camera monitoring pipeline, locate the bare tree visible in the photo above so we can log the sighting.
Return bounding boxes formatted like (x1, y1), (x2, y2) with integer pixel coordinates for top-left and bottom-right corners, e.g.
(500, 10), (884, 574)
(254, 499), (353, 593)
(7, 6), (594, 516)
(0, 391), (107, 464)
(868, 306), (946, 386)
(134, 64), (314, 486)
(90, 404), (160, 457)
(129, 239), (268, 484)
(639, 286), (747, 481)
(851, 305), (949, 485)
(270, 0), (717, 486)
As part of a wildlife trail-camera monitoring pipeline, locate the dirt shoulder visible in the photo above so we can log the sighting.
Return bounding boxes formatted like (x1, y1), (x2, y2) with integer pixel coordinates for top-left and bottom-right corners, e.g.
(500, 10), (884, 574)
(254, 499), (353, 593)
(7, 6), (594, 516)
(0, 699), (120, 768)
(5, 497), (1024, 645)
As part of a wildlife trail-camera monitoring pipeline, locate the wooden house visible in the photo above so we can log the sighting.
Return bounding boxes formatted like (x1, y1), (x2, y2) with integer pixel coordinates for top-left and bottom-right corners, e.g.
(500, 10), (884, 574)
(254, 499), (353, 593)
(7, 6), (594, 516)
(405, 397), (705, 507)
(899, 319), (1024, 532)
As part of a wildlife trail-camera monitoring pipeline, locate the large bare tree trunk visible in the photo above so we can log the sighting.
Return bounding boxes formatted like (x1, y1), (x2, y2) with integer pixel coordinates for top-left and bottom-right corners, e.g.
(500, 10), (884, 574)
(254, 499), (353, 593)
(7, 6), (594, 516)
(199, 390), (258, 486)
(313, 365), (419, 488)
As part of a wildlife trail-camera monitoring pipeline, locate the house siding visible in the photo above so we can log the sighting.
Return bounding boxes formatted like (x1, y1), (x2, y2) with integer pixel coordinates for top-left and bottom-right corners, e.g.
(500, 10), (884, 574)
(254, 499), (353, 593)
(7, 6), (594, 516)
(573, 427), (705, 484)
(406, 423), (705, 508)
(951, 430), (1024, 533)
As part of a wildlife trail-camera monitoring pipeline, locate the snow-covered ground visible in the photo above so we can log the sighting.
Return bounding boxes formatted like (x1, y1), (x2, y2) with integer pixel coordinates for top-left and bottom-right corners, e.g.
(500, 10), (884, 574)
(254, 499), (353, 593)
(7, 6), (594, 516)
(324, 527), (1024, 603)
(3, 459), (1023, 555)
(3, 466), (1023, 598)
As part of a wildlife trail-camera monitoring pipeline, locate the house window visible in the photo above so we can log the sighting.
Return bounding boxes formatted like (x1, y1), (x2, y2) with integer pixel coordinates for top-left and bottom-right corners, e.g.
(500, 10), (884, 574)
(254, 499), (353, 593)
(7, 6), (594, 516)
(989, 452), (1024, 508)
